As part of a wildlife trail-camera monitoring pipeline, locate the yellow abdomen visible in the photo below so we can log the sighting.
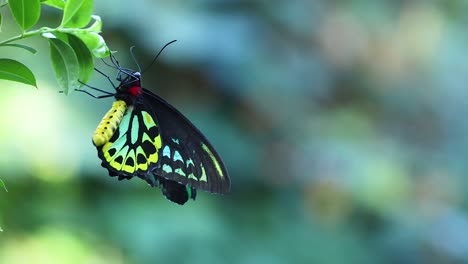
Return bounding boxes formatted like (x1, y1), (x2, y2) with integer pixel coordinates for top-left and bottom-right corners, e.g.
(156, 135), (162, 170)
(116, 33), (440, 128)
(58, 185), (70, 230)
(93, 100), (127, 147)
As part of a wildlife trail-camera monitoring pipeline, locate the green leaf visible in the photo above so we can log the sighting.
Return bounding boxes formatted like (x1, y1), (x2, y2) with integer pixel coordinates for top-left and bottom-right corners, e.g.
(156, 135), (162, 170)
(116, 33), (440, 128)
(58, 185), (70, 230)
(43, 32), (94, 84)
(65, 34), (93, 83)
(57, 15), (110, 58)
(61, 0), (93, 28)
(0, 59), (37, 87)
(0, 178), (7, 192)
(0, 12), (3, 32)
(2, 43), (37, 54)
(47, 38), (80, 95)
(87, 14), (102, 33)
(41, 0), (65, 9)
(69, 31), (109, 58)
(9, 0), (41, 31)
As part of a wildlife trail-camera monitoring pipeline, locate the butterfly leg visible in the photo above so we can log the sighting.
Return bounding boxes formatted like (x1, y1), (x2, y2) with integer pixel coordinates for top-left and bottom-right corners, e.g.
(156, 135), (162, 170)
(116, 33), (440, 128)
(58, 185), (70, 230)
(93, 68), (118, 90)
(74, 89), (115, 99)
(78, 80), (114, 95)
(58, 86), (112, 98)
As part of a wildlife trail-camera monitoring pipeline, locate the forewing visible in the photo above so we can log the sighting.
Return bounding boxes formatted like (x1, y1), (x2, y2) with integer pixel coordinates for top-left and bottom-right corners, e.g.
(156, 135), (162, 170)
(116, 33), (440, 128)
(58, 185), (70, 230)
(141, 89), (230, 194)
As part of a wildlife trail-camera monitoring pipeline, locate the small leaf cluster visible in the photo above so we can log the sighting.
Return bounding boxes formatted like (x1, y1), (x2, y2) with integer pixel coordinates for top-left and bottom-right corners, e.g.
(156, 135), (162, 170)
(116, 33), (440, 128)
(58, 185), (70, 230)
(0, 0), (110, 94)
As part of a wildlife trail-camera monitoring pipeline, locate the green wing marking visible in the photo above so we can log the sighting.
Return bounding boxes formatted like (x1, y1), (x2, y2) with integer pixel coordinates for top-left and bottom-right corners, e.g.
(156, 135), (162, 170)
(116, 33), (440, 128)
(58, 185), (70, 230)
(96, 104), (162, 179)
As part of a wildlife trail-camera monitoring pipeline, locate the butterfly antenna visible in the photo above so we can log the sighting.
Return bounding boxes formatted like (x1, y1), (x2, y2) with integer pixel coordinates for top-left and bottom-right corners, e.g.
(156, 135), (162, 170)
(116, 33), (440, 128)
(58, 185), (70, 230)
(130, 46), (142, 73)
(101, 54), (120, 73)
(142, 40), (177, 74)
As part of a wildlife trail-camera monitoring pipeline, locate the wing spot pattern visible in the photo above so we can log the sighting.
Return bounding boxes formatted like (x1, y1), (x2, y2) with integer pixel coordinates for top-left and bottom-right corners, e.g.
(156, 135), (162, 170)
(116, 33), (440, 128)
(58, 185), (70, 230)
(163, 164), (173, 173)
(199, 163), (207, 182)
(163, 145), (171, 158)
(173, 150), (184, 162)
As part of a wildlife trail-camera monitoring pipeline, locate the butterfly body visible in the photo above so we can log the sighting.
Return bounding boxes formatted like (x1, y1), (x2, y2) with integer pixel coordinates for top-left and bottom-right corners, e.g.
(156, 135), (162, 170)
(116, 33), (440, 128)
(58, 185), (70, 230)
(92, 68), (230, 204)
(92, 100), (127, 147)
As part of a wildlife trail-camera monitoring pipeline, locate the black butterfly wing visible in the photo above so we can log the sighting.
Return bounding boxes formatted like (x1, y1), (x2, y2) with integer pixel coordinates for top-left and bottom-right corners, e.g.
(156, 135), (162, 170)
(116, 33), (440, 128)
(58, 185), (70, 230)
(153, 176), (197, 205)
(95, 99), (196, 205)
(141, 88), (230, 194)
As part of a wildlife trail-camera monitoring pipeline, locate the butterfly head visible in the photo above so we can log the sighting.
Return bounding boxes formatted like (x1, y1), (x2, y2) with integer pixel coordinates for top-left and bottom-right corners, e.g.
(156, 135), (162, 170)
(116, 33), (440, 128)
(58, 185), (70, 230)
(115, 70), (143, 105)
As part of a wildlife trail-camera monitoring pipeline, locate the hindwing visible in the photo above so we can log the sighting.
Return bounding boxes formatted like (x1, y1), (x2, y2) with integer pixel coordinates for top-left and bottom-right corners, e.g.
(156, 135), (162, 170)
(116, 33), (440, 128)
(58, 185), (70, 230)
(96, 102), (163, 180)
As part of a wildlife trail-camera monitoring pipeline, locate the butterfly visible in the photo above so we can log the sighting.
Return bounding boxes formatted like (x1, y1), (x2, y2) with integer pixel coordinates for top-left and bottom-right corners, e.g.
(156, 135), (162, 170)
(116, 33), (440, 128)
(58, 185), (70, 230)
(81, 41), (230, 204)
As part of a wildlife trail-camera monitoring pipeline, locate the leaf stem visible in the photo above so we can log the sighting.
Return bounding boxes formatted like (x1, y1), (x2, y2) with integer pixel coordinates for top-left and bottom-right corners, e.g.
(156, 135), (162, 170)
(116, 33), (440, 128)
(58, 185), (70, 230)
(0, 27), (55, 46)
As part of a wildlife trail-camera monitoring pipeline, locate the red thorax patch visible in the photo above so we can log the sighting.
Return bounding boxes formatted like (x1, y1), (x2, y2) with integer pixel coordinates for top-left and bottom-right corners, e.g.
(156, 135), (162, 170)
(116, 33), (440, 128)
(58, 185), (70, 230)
(128, 85), (142, 96)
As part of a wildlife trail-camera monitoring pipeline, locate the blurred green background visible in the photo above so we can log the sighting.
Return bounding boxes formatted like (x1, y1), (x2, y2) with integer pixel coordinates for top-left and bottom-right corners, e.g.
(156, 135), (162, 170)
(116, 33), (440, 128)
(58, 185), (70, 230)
(1, 1), (468, 263)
